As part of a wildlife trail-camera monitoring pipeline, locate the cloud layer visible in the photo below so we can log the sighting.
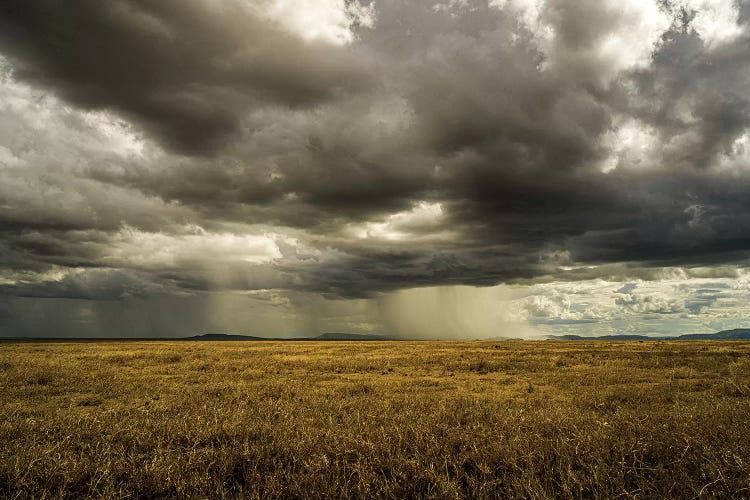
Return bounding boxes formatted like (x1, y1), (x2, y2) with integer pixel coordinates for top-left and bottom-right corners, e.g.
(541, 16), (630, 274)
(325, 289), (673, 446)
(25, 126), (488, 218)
(1, 0), (750, 337)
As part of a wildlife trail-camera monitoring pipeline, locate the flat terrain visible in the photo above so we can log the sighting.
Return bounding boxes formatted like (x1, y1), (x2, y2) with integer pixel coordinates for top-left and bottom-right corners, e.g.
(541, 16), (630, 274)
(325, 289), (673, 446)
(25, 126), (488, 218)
(1, 341), (750, 498)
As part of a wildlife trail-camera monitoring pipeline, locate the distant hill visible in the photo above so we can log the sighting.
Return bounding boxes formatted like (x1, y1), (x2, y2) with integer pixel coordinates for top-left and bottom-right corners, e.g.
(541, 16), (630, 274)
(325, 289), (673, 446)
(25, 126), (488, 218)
(676, 329), (750, 340)
(4, 329), (749, 342)
(547, 329), (750, 341)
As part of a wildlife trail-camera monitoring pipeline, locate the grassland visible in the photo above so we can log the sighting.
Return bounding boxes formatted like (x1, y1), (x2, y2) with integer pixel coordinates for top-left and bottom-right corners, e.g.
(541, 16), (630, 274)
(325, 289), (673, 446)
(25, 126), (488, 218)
(1, 340), (750, 498)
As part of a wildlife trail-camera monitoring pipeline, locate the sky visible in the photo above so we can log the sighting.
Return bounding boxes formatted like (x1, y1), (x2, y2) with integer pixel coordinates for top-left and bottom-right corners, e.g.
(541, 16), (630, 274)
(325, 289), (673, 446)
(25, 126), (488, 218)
(1, 0), (750, 338)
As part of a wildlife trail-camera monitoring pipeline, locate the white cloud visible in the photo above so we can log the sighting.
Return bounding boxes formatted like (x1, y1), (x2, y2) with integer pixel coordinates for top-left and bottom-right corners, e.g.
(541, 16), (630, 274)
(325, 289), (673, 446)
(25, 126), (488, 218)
(492, 0), (743, 86)
(490, 0), (548, 40)
(679, 0), (743, 48)
(516, 268), (750, 336)
(614, 288), (684, 314)
(257, 0), (375, 45)
(0, 56), (148, 160)
(103, 225), (283, 268)
(346, 201), (448, 241)
(601, 117), (659, 172)
(493, 0), (672, 84)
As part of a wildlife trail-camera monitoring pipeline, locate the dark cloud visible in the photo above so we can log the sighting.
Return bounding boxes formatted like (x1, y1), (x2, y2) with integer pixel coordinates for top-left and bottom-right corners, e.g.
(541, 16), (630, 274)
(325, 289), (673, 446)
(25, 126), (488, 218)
(0, 0), (373, 155)
(2, 0), (750, 337)
(0, 268), (160, 301)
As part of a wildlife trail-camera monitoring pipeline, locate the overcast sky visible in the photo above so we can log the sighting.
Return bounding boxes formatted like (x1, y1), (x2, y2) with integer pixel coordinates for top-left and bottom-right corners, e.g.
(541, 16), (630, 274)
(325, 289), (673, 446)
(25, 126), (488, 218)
(1, 0), (750, 338)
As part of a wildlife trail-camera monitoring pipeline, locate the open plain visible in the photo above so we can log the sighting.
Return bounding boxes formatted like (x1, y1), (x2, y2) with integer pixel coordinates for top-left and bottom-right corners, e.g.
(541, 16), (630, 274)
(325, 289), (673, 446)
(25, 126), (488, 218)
(1, 340), (750, 498)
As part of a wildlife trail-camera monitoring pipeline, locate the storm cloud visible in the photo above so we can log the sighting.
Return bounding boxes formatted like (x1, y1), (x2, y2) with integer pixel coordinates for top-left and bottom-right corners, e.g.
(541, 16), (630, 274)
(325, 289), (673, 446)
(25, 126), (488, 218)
(2, 0), (750, 337)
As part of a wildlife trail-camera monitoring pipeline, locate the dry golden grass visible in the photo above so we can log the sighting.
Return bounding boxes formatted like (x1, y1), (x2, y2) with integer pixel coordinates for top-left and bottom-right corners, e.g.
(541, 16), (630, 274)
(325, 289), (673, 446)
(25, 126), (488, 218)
(1, 340), (750, 498)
